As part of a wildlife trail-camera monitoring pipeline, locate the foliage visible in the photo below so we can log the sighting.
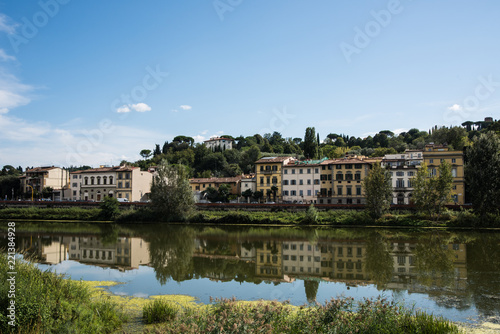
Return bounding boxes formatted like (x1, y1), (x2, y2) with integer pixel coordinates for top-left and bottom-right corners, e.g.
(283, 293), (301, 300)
(465, 131), (500, 217)
(150, 160), (195, 221)
(363, 163), (393, 218)
(146, 296), (461, 334)
(0, 207), (101, 221)
(143, 299), (180, 324)
(303, 127), (319, 159)
(0, 254), (127, 333)
(413, 162), (453, 218)
(41, 186), (53, 199)
(302, 204), (319, 224)
(99, 196), (120, 220)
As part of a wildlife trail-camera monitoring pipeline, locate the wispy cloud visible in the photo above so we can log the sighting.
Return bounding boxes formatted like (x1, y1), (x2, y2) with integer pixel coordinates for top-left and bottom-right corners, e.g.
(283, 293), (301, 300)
(179, 105), (192, 111)
(0, 14), (16, 34)
(0, 71), (34, 114)
(116, 105), (131, 113)
(0, 49), (15, 62)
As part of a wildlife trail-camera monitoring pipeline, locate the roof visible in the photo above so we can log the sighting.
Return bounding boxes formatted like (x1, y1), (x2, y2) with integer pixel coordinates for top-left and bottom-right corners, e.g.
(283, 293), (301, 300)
(25, 166), (58, 173)
(285, 157), (329, 167)
(204, 137), (234, 142)
(189, 176), (242, 184)
(255, 156), (295, 164)
(70, 166), (138, 174)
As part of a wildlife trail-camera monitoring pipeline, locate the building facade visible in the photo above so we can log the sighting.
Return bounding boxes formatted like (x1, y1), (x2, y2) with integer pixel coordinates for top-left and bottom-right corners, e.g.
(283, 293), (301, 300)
(204, 137), (234, 151)
(20, 166), (70, 200)
(70, 166), (152, 202)
(282, 159), (326, 204)
(383, 151), (423, 205)
(423, 144), (465, 204)
(255, 156), (295, 202)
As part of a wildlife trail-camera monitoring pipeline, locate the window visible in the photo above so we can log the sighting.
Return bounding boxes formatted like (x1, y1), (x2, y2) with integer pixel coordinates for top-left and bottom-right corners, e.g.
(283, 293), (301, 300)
(260, 166), (264, 171)
(109, 176), (113, 184)
(346, 187), (352, 196)
(356, 186), (361, 196)
(355, 172), (361, 180)
(307, 168), (311, 174)
(451, 168), (457, 177)
(84, 177), (88, 185)
(307, 190), (311, 196)
(396, 179), (405, 188)
(91, 177), (95, 185)
(284, 169), (288, 174)
(272, 177), (278, 184)
(429, 159), (434, 164)
(299, 180), (303, 185)
(260, 177), (264, 185)
(452, 158), (456, 163)
(125, 182), (130, 188)
(299, 190), (303, 196)
(345, 164), (352, 169)
(266, 177), (270, 184)
(346, 172), (353, 180)
(118, 173), (123, 180)
(337, 187), (343, 195)
(336, 164), (342, 169)
(292, 169), (295, 174)
(283, 180), (289, 185)
(73, 175), (78, 179)
(336, 172), (343, 180)
(103, 176), (107, 185)
(291, 180), (296, 185)
(283, 191), (289, 196)
(291, 190), (296, 196)
(355, 164), (362, 169)
(307, 179), (311, 185)
(118, 182), (122, 189)
(315, 168), (319, 173)
(396, 171), (404, 176)
(408, 171), (414, 176)
(299, 169), (303, 174)
(72, 183), (77, 188)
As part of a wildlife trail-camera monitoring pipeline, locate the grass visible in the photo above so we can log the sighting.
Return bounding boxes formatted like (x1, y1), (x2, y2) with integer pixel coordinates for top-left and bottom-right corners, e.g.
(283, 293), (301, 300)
(143, 296), (463, 334)
(143, 299), (181, 324)
(0, 254), (127, 333)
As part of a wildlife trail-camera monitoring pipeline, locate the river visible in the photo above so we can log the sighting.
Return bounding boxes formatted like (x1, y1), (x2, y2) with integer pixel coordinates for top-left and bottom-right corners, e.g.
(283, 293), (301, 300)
(3, 222), (500, 326)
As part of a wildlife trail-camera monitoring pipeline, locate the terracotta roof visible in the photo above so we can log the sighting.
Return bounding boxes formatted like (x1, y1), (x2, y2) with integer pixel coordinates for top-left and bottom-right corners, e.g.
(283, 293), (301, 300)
(255, 156), (295, 164)
(25, 166), (58, 173)
(189, 176), (242, 184)
(71, 166), (138, 174)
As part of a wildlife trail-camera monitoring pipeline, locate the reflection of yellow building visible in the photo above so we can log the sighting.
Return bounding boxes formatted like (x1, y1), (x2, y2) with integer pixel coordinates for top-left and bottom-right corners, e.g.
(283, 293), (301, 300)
(332, 242), (368, 280)
(423, 144), (465, 204)
(256, 241), (282, 279)
(255, 157), (295, 202)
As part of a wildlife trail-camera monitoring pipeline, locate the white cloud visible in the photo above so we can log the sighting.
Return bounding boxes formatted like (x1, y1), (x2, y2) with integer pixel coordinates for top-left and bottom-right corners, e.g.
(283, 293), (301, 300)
(179, 105), (192, 111)
(448, 104), (462, 111)
(116, 103), (151, 113)
(116, 105), (131, 113)
(171, 109), (178, 113)
(0, 14), (16, 34)
(201, 130), (208, 135)
(0, 71), (34, 114)
(130, 103), (151, 112)
(0, 49), (15, 62)
(193, 135), (206, 143)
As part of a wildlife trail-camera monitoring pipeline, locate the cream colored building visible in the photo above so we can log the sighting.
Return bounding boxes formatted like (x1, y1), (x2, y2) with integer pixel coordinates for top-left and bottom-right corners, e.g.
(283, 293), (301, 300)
(20, 166), (70, 200)
(204, 137), (234, 151)
(282, 159), (326, 204)
(383, 151), (423, 205)
(70, 165), (152, 202)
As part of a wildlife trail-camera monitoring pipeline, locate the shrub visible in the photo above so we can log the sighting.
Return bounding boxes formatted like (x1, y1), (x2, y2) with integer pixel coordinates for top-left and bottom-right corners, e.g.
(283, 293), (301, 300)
(143, 299), (180, 324)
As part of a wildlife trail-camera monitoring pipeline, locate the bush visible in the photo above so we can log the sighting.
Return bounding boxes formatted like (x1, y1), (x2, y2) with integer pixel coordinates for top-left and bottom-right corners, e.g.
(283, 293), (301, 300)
(0, 254), (127, 333)
(143, 299), (180, 324)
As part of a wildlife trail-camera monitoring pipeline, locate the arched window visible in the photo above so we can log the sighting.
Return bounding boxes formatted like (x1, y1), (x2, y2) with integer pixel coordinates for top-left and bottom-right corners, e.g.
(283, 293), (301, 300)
(336, 172), (343, 180)
(103, 176), (107, 185)
(109, 176), (113, 185)
(84, 177), (88, 185)
(90, 177), (95, 185)
(97, 176), (101, 185)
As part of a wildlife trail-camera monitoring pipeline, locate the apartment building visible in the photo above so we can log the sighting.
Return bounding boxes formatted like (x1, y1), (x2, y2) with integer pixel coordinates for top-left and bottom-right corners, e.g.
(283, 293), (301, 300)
(383, 151), (423, 205)
(255, 156), (295, 202)
(204, 137), (234, 151)
(20, 166), (70, 200)
(423, 144), (465, 204)
(282, 158), (327, 204)
(70, 165), (152, 202)
(189, 175), (243, 195)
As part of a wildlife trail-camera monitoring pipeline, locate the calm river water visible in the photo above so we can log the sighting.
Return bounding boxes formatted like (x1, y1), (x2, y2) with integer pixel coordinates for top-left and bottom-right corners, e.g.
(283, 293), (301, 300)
(3, 222), (500, 325)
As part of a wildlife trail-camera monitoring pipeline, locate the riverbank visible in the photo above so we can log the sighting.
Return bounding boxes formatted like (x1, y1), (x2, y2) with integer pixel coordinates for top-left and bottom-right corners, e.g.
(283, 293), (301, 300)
(1, 205), (499, 228)
(0, 254), (465, 333)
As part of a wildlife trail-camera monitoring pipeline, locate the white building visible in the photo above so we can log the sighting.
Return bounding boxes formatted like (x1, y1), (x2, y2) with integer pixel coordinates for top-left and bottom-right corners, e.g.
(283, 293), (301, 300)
(204, 137), (234, 151)
(382, 150), (423, 205)
(282, 159), (325, 204)
(70, 165), (152, 202)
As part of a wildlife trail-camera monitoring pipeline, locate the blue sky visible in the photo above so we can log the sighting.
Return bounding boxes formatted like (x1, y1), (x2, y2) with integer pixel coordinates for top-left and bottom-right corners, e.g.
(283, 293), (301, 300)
(0, 0), (499, 168)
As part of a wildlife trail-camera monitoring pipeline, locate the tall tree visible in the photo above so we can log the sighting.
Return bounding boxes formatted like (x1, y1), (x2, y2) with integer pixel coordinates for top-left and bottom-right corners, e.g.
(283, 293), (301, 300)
(465, 132), (500, 217)
(413, 162), (453, 218)
(362, 163), (392, 218)
(303, 127), (318, 159)
(150, 160), (195, 221)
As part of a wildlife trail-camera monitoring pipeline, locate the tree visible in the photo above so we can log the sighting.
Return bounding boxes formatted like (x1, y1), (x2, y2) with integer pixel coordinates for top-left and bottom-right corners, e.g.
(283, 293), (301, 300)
(413, 162), (453, 218)
(465, 132), (500, 217)
(99, 196), (120, 220)
(42, 186), (54, 199)
(362, 163), (392, 218)
(203, 186), (219, 202)
(150, 160), (195, 221)
(242, 189), (253, 202)
(140, 149), (152, 160)
(253, 190), (264, 203)
(218, 184), (231, 202)
(270, 185), (278, 202)
(303, 127), (318, 159)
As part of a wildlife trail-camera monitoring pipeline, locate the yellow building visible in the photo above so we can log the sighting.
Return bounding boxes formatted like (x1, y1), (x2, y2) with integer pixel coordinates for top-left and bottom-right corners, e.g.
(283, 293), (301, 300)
(255, 156), (295, 202)
(318, 157), (377, 205)
(189, 176), (243, 195)
(423, 144), (465, 204)
(255, 241), (282, 280)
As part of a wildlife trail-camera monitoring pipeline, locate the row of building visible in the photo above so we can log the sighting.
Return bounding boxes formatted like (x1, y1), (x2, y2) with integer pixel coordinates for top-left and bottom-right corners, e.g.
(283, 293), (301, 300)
(18, 143), (465, 205)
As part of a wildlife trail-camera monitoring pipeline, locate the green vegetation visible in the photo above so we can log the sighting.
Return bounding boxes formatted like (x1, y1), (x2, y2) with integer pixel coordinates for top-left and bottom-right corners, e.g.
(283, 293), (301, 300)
(144, 297), (461, 334)
(363, 163), (393, 218)
(150, 160), (195, 221)
(465, 131), (500, 218)
(99, 196), (120, 220)
(0, 206), (101, 221)
(143, 299), (181, 324)
(0, 254), (127, 333)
